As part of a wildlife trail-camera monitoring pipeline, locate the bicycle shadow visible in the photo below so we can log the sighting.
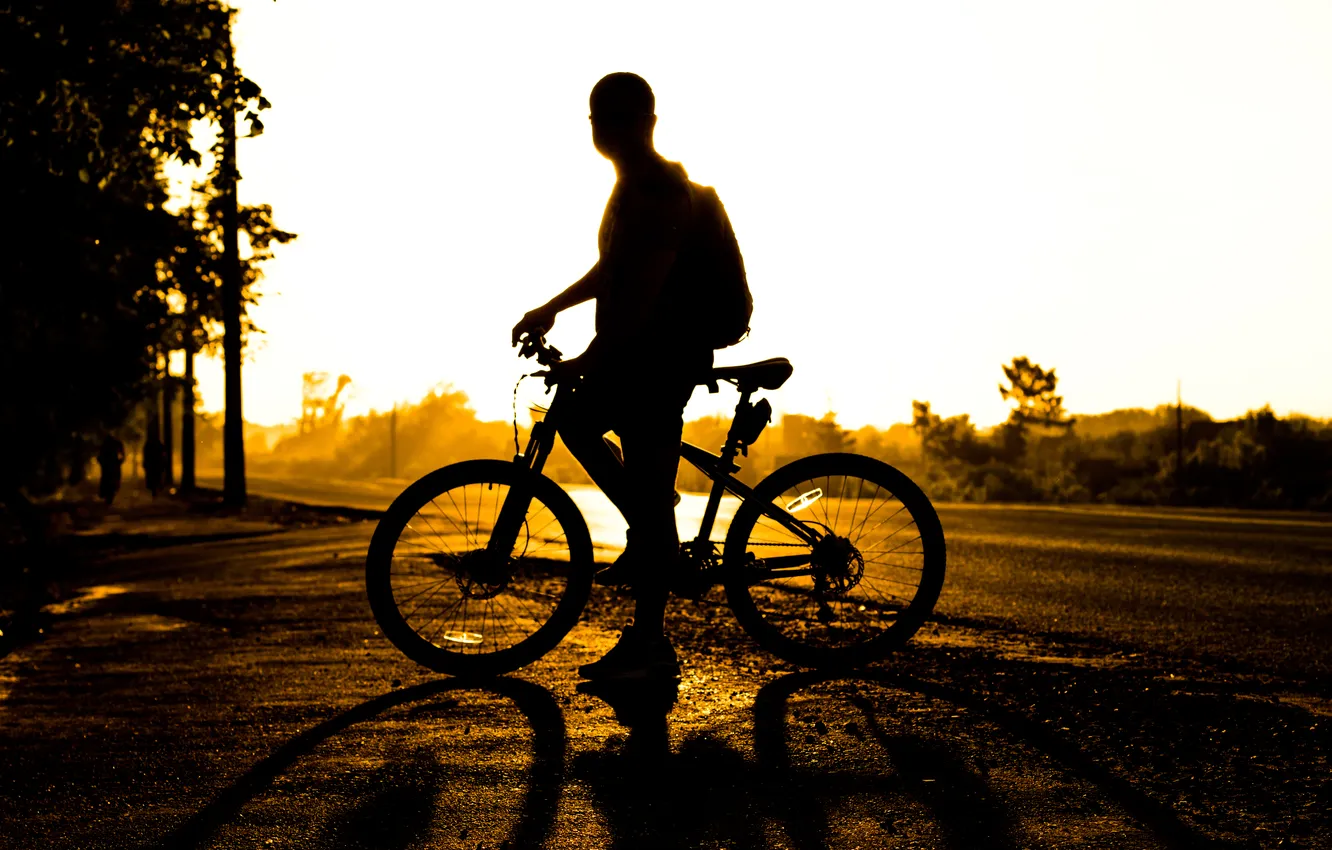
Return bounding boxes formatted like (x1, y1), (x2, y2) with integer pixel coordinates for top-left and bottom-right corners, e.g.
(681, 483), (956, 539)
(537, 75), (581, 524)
(159, 676), (565, 850)
(750, 670), (1018, 850)
(155, 665), (1266, 848)
(752, 668), (1238, 850)
(573, 667), (1235, 850)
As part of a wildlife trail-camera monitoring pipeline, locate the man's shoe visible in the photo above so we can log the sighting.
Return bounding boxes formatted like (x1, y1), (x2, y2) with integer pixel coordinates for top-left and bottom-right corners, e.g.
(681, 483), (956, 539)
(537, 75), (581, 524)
(578, 625), (681, 681)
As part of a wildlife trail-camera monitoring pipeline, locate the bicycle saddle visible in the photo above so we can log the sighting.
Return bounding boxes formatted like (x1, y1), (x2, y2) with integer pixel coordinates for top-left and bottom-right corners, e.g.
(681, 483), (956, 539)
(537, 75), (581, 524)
(708, 358), (793, 393)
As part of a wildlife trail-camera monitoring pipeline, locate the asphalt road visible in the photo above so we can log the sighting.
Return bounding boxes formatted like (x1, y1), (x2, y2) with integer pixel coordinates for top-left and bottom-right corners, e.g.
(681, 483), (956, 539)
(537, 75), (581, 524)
(1, 487), (1328, 848)
(210, 471), (1332, 683)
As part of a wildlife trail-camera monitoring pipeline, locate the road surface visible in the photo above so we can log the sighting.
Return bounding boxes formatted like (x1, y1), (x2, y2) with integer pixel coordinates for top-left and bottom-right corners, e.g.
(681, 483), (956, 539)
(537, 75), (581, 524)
(1, 485), (1327, 848)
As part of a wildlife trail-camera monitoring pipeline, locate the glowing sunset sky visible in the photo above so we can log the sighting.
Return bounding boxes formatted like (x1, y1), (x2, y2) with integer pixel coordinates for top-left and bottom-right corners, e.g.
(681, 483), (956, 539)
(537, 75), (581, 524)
(175, 1), (1332, 429)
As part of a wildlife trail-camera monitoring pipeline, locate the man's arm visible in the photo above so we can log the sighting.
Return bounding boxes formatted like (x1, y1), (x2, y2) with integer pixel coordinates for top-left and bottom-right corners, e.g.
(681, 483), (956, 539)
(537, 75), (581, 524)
(544, 263), (603, 314)
(511, 263), (602, 346)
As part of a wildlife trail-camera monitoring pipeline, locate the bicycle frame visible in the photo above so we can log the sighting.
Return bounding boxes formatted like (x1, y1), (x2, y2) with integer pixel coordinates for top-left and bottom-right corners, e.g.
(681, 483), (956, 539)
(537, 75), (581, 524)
(492, 376), (824, 579)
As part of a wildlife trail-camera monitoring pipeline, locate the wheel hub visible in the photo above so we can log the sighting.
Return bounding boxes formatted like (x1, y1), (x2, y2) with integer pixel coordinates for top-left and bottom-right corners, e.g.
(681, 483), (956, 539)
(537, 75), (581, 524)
(452, 549), (511, 599)
(809, 534), (865, 596)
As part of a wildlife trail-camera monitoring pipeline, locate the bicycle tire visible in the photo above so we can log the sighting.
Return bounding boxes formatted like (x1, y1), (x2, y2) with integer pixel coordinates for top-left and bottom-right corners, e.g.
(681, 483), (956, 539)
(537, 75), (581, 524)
(723, 453), (946, 668)
(366, 459), (594, 676)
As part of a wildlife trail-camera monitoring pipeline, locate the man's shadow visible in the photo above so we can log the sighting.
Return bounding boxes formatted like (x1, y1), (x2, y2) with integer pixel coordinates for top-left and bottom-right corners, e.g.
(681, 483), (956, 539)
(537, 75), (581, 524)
(574, 678), (772, 848)
(576, 675), (1015, 850)
(575, 674), (1012, 850)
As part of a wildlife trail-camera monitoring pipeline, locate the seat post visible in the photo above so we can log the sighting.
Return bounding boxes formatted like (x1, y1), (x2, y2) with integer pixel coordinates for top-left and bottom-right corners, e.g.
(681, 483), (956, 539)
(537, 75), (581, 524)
(722, 388), (754, 455)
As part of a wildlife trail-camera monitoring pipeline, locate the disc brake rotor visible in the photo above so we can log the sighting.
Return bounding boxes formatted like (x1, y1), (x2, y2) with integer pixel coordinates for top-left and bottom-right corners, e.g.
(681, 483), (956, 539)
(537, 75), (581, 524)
(810, 533), (865, 596)
(452, 549), (510, 600)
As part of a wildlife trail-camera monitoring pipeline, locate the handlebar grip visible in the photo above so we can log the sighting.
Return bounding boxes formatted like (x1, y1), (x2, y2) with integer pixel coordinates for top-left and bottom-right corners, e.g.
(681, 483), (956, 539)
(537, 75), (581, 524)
(537, 344), (562, 366)
(518, 335), (562, 366)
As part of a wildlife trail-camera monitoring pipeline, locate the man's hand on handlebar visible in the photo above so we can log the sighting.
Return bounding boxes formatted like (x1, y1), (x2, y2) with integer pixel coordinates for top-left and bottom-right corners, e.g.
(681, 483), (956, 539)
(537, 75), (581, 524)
(538, 355), (581, 388)
(511, 306), (556, 347)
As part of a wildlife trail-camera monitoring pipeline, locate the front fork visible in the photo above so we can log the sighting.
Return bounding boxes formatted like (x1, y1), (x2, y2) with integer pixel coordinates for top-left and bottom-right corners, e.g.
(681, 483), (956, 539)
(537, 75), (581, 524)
(486, 387), (565, 557)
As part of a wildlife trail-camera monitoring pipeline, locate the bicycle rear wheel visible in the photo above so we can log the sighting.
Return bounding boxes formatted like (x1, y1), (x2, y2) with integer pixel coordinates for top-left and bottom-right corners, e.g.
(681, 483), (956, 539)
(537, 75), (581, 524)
(366, 459), (594, 676)
(723, 453), (945, 668)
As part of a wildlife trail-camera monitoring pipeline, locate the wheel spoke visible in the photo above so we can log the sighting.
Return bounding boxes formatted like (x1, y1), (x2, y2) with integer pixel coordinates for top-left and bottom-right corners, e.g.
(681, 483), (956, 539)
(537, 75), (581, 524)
(443, 489), (476, 548)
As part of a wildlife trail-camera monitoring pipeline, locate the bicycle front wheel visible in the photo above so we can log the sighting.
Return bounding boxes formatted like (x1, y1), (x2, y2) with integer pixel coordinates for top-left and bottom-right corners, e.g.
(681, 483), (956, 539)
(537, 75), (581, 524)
(366, 459), (594, 676)
(723, 453), (945, 668)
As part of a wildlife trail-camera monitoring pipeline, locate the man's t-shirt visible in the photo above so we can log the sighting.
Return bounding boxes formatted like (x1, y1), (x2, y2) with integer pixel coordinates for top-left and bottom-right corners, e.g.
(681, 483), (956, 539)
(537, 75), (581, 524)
(592, 157), (713, 380)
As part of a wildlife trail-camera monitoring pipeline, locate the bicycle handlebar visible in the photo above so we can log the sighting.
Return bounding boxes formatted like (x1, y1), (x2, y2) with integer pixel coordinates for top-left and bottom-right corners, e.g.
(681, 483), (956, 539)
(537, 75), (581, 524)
(517, 335), (563, 368)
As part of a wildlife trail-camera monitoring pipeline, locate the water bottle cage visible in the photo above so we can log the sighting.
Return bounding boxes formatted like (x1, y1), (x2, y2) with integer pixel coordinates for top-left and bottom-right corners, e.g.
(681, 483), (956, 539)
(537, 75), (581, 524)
(731, 397), (772, 456)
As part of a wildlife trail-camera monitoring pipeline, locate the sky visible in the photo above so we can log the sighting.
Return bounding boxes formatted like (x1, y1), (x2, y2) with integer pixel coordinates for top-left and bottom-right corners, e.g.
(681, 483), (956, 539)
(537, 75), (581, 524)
(172, 0), (1332, 429)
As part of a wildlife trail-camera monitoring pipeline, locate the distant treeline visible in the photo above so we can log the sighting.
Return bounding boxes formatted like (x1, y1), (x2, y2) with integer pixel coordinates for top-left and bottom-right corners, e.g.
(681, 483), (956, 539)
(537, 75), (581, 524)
(909, 403), (1332, 510)
(234, 362), (1332, 511)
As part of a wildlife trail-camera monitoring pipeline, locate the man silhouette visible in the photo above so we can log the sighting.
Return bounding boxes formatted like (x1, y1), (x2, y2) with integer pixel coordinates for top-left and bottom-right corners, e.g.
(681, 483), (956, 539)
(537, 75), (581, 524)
(142, 430), (165, 498)
(512, 72), (731, 680)
(97, 434), (125, 505)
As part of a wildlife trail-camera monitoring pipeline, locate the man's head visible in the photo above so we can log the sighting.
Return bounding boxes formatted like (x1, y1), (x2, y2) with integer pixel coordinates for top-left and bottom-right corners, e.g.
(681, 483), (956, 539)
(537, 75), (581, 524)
(589, 72), (657, 163)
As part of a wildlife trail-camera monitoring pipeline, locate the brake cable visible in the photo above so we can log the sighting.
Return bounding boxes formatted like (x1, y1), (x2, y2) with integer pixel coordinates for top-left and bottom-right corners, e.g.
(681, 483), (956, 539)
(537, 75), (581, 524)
(512, 372), (534, 458)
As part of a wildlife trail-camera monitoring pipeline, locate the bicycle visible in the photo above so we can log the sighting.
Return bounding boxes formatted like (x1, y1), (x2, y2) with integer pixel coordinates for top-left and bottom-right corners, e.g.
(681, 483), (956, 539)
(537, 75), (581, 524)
(365, 337), (946, 676)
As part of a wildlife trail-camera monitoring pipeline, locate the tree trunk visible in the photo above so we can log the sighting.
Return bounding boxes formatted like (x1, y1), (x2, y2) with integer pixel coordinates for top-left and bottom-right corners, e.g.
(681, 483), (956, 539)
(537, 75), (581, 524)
(181, 329), (196, 492)
(146, 380), (161, 462)
(221, 16), (246, 507)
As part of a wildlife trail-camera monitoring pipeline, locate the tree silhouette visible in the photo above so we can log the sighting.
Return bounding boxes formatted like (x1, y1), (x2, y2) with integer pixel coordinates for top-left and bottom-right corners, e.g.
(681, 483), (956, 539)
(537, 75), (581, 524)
(0, 1), (291, 499)
(911, 402), (993, 465)
(999, 357), (1075, 430)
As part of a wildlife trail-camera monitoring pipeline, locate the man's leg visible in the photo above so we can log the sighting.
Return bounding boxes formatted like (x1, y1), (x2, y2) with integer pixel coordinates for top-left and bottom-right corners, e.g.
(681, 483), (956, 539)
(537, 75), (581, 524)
(617, 390), (688, 637)
(554, 382), (634, 518)
(575, 379), (695, 680)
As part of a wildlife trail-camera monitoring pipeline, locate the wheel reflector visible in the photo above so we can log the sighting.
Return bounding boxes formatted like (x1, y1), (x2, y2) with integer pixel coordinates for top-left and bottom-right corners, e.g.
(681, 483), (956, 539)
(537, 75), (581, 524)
(785, 488), (823, 512)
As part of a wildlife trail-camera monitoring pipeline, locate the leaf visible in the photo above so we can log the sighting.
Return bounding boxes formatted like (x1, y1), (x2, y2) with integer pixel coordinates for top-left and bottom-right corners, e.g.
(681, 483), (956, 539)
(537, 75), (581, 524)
(78, 168), (90, 183)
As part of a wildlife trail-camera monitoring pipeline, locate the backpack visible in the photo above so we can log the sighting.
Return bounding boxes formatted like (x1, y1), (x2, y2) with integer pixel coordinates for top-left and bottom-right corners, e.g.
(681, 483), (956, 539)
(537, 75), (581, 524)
(671, 182), (753, 350)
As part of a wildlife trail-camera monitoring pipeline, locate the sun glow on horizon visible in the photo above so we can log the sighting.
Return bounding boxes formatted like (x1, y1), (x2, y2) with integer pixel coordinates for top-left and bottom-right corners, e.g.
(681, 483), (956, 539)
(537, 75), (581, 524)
(182, 0), (1332, 431)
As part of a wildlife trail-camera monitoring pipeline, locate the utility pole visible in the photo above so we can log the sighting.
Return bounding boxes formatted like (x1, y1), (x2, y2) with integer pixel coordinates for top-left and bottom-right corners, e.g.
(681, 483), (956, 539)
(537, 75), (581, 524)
(1175, 379), (1184, 500)
(390, 404), (397, 478)
(220, 11), (246, 507)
